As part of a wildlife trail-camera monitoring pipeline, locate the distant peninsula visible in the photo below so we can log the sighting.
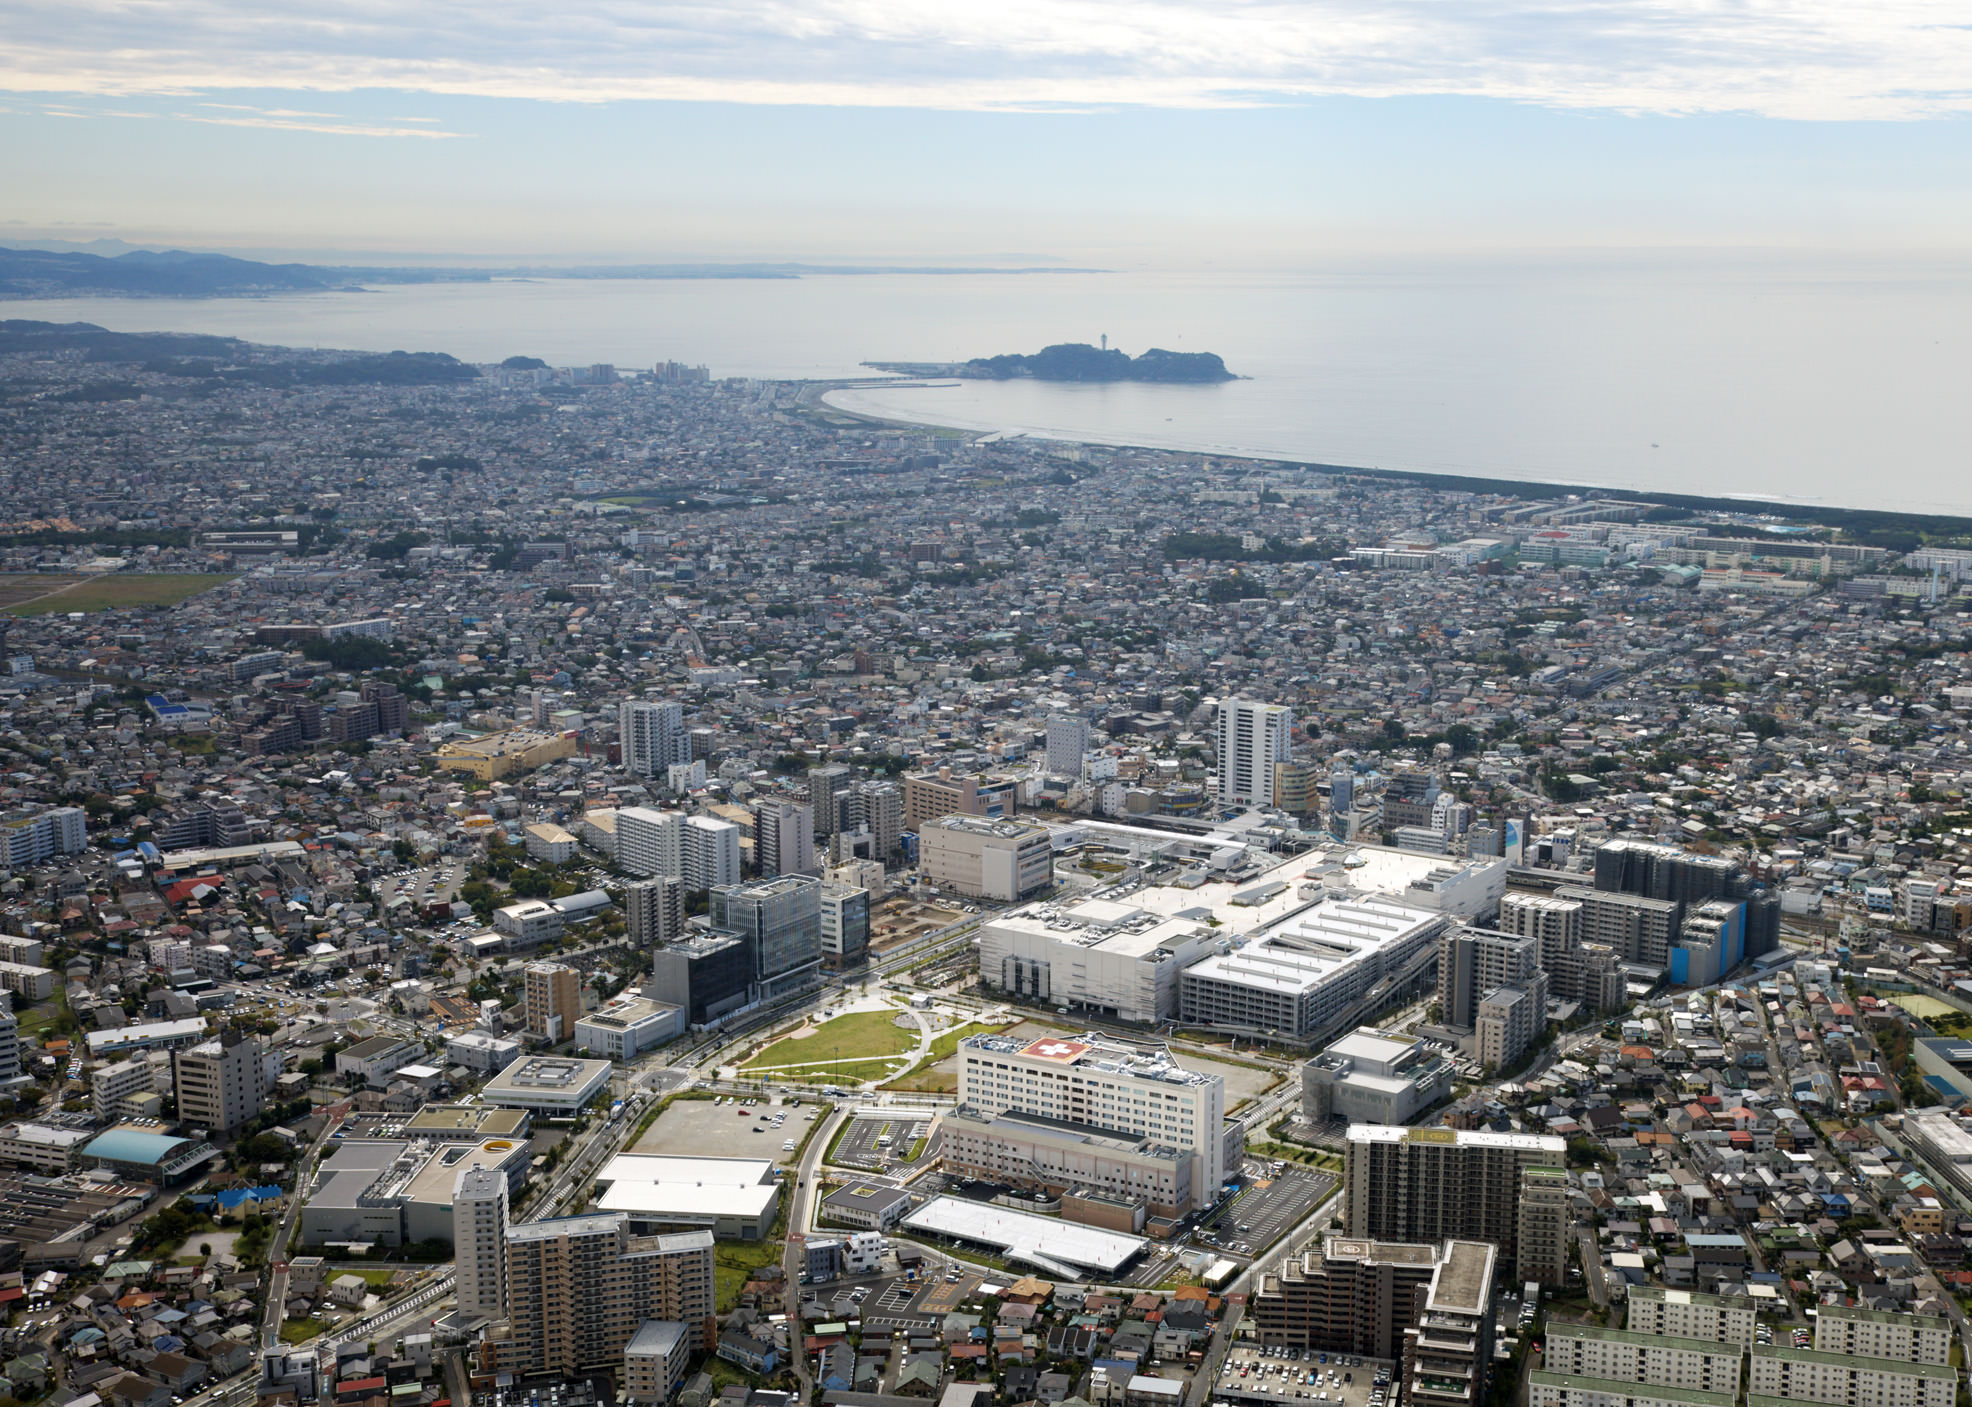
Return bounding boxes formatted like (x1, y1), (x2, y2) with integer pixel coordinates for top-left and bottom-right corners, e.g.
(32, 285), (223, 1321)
(0, 244), (1103, 299)
(865, 342), (1237, 383)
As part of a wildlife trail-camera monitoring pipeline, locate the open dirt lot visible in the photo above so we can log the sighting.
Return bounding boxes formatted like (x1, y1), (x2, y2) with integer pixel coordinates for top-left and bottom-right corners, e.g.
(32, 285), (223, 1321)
(870, 897), (970, 952)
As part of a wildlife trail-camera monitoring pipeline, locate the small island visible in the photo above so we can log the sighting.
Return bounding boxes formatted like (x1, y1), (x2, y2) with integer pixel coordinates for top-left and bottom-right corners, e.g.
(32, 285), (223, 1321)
(865, 342), (1237, 383)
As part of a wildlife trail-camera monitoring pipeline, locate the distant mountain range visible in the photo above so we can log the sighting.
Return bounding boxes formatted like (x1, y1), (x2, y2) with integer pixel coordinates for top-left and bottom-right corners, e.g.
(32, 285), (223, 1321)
(866, 342), (1238, 383)
(0, 245), (1102, 299)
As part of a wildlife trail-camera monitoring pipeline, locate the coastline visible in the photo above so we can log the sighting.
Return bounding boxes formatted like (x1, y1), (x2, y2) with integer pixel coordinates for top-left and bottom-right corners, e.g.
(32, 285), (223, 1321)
(815, 382), (1972, 540)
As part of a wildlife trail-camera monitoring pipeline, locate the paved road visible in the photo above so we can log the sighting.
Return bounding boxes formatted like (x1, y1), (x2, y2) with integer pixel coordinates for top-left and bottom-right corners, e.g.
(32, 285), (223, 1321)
(262, 1104), (351, 1350)
(782, 1104), (849, 1403)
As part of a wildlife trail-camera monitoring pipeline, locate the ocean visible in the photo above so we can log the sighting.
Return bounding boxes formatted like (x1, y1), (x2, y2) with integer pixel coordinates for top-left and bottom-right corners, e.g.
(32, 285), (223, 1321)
(7, 261), (1970, 514)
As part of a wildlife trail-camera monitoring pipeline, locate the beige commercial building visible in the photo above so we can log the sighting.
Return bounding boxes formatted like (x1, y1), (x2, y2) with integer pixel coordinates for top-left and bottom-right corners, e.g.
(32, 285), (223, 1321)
(902, 767), (1018, 831)
(919, 814), (1053, 901)
(435, 729), (577, 781)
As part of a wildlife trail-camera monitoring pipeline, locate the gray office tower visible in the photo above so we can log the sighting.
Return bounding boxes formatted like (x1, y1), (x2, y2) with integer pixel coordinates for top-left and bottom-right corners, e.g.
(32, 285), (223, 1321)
(649, 931), (754, 1024)
(711, 874), (823, 999)
(1329, 767), (1355, 837)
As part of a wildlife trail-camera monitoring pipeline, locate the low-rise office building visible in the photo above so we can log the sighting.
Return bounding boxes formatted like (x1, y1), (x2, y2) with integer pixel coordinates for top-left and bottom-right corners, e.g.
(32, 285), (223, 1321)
(939, 1104), (1194, 1220)
(575, 996), (685, 1061)
(481, 1056), (613, 1115)
(1302, 1028), (1454, 1125)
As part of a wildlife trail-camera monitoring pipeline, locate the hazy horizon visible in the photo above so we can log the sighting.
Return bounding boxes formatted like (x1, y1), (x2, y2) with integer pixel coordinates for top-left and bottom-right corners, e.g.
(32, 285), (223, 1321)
(8, 4), (1972, 266)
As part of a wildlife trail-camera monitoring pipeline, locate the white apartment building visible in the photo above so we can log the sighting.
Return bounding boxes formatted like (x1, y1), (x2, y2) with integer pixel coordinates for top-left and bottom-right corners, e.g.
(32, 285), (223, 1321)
(523, 823), (579, 864)
(956, 1031), (1227, 1203)
(616, 807), (684, 878)
(1542, 1326), (1743, 1396)
(625, 876), (685, 946)
(1214, 699), (1292, 809)
(978, 898), (1217, 1024)
(619, 700), (687, 778)
(919, 815), (1053, 901)
(1745, 1345), (1956, 1407)
(1529, 1375), (1735, 1407)
(0, 999), (21, 1089)
(1046, 714), (1092, 778)
(755, 798), (816, 878)
(1811, 1303), (1951, 1363)
(683, 815), (740, 889)
(453, 1164), (509, 1322)
(1622, 1288), (1757, 1349)
(0, 806), (87, 868)
(612, 809), (737, 890)
(0, 962), (55, 1001)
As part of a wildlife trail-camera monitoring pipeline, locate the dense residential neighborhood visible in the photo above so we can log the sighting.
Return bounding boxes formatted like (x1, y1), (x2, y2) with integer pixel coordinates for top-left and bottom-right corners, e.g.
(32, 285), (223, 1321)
(2, 327), (1972, 1407)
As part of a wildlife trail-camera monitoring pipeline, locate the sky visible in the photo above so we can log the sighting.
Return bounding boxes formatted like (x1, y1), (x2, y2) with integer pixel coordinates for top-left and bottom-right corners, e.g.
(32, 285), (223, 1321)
(5, 1), (1972, 265)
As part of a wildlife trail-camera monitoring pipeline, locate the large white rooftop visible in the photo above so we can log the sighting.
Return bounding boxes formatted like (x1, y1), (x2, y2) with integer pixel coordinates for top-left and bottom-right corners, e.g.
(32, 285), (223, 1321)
(594, 1152), (781, 1222)
(902, 1194), (1146, 1274)
(1182, 897), (1444, 996)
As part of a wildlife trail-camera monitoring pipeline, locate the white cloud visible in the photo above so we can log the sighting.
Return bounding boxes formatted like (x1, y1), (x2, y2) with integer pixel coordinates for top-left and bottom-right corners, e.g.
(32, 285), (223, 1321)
(2, 1), (1970, 120)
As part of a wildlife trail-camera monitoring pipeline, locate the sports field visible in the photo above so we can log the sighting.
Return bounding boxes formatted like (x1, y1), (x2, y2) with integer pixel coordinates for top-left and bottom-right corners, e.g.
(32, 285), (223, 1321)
(1891, 993), (1960, 1021)
(1, 573), (237, 615)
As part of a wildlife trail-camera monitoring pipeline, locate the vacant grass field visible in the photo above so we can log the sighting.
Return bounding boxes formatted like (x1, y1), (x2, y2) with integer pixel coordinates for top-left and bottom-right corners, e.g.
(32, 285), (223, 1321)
(2, 572), (237, 615)
(279, 1317), (328, 1344)
(0, 573), (84, 608)
(741, 1008), (917, 1071)
(714, 1238), (783, 1312)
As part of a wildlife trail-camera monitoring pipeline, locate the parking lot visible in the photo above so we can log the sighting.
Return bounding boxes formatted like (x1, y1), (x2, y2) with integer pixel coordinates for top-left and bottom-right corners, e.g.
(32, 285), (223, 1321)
(1215, 1344), (1393, 1407)
(632, 1093), (818, 1166)
(1201, 1166), (1336, 1258)
(830, 1114), (933, 1171)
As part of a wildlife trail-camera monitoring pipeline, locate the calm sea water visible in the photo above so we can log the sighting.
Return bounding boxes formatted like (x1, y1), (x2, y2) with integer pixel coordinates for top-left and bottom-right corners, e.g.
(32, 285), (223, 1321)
(8, 264), (1970, 514)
